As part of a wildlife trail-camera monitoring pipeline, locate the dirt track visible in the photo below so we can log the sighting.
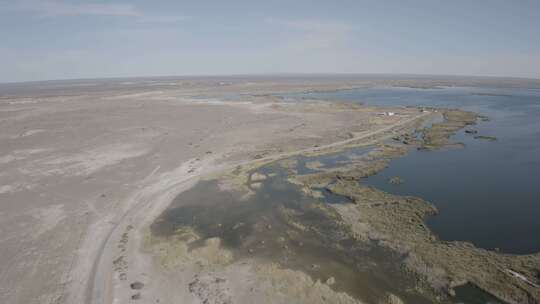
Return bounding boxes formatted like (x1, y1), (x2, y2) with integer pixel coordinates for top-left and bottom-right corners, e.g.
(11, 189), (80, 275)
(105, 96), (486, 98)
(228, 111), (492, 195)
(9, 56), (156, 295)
(0, 77), (427, 304)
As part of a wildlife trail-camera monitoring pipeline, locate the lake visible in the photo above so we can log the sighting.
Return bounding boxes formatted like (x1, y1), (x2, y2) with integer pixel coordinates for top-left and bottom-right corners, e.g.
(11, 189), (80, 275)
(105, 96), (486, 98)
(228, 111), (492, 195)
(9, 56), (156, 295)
(286, 86), (540, 254)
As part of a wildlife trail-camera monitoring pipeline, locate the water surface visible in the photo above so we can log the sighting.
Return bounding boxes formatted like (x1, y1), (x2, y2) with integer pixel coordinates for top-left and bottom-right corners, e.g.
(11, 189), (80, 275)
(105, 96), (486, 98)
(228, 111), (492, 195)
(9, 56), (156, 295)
(152, 162), (432, 303)
(287, 86), (540, 254)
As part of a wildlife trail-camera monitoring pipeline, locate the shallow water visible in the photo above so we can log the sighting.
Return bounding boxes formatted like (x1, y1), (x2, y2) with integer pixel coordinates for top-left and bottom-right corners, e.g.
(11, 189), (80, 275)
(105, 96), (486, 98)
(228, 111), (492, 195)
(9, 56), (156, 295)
(295, 146), (373, 175)
(151, 85), (539, 303)
(152, 162), (433, 303)
(452, 284), (503, 304)
(287, 86), (540, 254)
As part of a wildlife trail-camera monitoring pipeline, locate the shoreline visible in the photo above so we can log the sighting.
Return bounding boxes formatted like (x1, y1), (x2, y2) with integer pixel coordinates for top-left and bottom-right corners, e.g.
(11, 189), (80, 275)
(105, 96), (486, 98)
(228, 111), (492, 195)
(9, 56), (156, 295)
(289, 109), (540, 303)
(1, 82), (426, 304)
(96, 104), (432, 304)
(142, 107), (539, 304)
(2, 78), (538, 304)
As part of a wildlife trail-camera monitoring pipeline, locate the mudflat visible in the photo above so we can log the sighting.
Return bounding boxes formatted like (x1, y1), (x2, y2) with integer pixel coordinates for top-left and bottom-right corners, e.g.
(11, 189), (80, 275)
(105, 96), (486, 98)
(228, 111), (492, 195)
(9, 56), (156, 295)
(0, 76), (427, 304)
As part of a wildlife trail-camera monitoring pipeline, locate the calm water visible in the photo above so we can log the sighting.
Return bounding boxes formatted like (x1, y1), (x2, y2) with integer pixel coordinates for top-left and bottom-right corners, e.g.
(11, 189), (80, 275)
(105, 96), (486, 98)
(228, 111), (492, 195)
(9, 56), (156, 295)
(452, 284), (503, 304)
(153, 163), (433, 303)
(288, 86), (540, 254)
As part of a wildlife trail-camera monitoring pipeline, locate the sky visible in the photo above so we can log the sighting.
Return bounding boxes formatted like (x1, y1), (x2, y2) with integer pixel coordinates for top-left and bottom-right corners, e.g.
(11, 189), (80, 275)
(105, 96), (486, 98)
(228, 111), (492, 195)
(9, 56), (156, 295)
(1, 0), (540, 83)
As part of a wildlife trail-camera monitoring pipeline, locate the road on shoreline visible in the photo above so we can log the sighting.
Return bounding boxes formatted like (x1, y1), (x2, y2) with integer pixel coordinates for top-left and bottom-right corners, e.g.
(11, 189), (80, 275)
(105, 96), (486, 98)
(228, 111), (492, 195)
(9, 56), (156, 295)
(84, 110), (430, 304)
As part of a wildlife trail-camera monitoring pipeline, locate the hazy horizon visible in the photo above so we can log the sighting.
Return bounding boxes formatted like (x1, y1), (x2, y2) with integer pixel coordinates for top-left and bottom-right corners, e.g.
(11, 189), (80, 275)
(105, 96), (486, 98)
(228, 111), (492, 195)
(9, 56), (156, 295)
(3, 72), (540, 86)
(1, 0), (540, 83)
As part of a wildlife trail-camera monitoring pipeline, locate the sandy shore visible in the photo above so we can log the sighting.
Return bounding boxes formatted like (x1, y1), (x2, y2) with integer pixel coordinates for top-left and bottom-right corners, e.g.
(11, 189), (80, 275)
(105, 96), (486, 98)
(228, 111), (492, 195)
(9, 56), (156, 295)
(0, 78), (429, 304)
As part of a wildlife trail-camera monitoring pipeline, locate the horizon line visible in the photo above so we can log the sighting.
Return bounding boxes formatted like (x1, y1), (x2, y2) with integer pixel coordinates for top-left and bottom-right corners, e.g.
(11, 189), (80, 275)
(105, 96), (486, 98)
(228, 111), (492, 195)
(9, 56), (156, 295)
(2, 72), (540, 86)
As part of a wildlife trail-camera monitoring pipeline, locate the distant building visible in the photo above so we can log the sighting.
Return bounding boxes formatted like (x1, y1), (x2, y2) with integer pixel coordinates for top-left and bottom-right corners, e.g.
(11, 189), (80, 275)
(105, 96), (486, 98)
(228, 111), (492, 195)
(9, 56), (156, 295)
(377, 111), (397, 116)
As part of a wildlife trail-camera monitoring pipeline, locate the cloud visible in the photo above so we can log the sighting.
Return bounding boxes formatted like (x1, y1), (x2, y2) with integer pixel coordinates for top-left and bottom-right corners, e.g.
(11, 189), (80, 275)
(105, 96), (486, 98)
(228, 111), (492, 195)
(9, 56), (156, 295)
(266, 18), (352, 33)
(2, 0), (139, 16)
(266, 18), (352, 51)
(136, 14), (189, 24)
(1, 0), (187, 23)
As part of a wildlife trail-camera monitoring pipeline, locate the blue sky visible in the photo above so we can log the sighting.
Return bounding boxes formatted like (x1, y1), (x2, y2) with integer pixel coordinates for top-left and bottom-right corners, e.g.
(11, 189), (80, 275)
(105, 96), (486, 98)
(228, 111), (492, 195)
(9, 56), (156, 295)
(1, 0), (540, 82)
